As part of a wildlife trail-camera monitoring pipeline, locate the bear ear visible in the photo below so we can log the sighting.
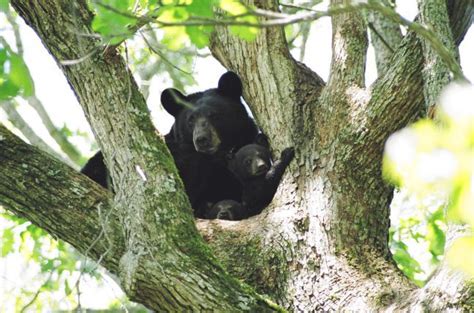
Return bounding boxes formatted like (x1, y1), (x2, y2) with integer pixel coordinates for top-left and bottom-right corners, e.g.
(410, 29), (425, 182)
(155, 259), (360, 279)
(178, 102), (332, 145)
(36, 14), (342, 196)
(217, 71), (243, 99)
(161, 88), (189, 117)
(254, 133), (270, 149)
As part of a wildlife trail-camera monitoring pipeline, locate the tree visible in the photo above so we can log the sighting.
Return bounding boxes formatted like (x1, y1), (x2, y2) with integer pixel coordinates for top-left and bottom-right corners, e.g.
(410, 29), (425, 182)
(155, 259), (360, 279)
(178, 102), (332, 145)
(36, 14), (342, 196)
(1, 0), (473, 311)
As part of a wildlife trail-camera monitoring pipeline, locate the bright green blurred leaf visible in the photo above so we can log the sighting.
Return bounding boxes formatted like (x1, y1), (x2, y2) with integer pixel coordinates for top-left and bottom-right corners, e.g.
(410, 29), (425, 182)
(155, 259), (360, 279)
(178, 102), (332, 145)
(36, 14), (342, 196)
(0, 47), (34, 99)
(64, 279), (72, 296)
(385, 82), (474, 278)
(0, 0), (9, 12)
(9, 53), (34, 96)
(427, 221), (445, 257)
(186, 26), (212, 48)
(220, 0), (247, 15)
(447, 236), (474, 276)
(1, 227), (15, 256)
(390, 236), (424, 286)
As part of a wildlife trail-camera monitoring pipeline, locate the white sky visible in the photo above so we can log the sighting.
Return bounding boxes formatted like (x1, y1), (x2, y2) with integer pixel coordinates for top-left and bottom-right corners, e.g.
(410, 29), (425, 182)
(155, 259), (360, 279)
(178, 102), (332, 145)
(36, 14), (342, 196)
(0, 0), (473, 310)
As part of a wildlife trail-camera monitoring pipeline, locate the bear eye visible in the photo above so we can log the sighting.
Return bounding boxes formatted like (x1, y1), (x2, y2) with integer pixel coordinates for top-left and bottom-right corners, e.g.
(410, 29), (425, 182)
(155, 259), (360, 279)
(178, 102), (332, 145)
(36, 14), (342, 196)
(245, 159), (252, 166)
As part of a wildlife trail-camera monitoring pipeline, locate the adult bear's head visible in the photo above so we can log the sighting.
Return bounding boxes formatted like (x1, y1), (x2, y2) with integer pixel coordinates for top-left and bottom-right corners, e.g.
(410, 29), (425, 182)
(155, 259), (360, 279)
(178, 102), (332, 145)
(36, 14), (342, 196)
(161, 71), (257, 155)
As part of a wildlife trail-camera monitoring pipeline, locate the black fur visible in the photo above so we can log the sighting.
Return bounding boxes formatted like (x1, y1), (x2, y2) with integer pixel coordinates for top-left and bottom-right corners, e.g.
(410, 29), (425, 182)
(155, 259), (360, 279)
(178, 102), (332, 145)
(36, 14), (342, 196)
(212, 134), (295, 220)
(160, 72), (258, 216)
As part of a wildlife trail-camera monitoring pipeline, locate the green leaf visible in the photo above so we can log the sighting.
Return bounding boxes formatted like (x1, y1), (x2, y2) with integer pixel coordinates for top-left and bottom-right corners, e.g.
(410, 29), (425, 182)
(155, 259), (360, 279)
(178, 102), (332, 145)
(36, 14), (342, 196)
(0, 48), (34, 99)
(188, 0), (214, 17)
(10, 54), (33, 97)
(1, 228), (15, 256)
(90, 0), (137, 44)
(220, 0), (247, 15)
(185, 26), (212, 48)
(0, 0), (8, 13)
(427, 222), (445, 257)
(64, 279), (72, 296)
(229, 16), (259, 41)
(447, 236), (474, 276)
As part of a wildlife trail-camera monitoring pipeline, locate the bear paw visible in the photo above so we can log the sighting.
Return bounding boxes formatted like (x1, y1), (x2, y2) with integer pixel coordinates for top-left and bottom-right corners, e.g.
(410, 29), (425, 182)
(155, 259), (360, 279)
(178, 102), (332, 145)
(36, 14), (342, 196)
(281, 147), (295, 162)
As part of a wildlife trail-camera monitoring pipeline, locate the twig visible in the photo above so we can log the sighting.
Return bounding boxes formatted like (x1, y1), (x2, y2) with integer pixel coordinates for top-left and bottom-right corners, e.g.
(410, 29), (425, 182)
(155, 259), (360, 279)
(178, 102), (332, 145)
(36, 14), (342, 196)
(140, 31), (193, 75)
(368, 22), (394, 53)
(20, 271), (54, 313)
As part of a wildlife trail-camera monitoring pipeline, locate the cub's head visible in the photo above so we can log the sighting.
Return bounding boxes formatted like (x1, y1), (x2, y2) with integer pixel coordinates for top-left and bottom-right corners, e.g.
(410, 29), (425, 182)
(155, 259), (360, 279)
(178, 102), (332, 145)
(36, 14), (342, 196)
(229, 134), (272, 181)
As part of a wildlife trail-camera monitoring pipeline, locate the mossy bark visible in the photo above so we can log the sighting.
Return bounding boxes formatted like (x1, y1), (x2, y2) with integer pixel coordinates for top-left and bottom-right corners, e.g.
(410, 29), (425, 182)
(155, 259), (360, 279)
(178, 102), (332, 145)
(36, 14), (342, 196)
(6, 0), (279, 311)
(1, 0), (473, 311)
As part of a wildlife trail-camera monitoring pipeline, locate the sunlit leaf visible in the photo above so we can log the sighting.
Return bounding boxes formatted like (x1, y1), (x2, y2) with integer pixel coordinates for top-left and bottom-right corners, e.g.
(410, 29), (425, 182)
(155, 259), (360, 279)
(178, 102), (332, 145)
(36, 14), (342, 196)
(0, 47), (34, 99)
(220, 0), (247, 15)
(162, 26), (189, 50)
(447, 236), (474, 277)
(186, 26), (212, 48)
(0, 0), (9, 12)
(90, 0), (137, 44)
(1, 227), (15, 256)
(9, 53), (34, 96)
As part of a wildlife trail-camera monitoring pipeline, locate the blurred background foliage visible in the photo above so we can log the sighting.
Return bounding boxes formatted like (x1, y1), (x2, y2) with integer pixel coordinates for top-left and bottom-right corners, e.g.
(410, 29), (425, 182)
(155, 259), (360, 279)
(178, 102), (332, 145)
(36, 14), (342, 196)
(384, 83), (474, 280)
(0, 0), (472, 311)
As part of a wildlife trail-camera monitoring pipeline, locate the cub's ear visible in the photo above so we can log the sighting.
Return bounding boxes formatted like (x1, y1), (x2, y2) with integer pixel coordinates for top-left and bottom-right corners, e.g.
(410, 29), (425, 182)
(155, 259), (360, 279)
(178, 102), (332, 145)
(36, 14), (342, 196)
(254, 133), (270, 149)
(161, 88), (189, 117)
(217, 71), (242, 99)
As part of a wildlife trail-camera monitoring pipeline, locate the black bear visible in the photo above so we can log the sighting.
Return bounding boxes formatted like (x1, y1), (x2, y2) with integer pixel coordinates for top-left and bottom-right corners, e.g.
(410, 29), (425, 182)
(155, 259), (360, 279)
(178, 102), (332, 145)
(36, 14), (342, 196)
(161, 71), (258, 217)
(81, 151), (109, 188)
(204, 200), (245, 221)
(81, 72), (258, 218)
(208, 134), (295, 220)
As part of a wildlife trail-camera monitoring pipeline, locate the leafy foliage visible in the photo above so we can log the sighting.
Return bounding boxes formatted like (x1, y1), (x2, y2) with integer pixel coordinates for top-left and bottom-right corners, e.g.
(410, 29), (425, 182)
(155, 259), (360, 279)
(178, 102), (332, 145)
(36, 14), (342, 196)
(0, 209), (101, 311)
(389, 196), (446, 286)
(384, 83), (474, 278)
(0, 45), (34, 100)
(89, 0), (138, 45)
(88, 0), (259, 48)
(0, 0), (9, 13)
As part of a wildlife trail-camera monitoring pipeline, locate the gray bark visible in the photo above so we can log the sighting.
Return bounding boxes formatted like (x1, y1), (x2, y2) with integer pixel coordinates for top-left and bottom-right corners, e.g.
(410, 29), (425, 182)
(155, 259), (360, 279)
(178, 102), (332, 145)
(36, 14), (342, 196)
(0, 0), (472, 311)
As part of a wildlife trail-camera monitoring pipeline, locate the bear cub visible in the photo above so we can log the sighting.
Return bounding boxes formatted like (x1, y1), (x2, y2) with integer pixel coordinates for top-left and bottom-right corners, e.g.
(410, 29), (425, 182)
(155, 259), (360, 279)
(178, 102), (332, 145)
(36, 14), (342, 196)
(207, 134), (295, 220)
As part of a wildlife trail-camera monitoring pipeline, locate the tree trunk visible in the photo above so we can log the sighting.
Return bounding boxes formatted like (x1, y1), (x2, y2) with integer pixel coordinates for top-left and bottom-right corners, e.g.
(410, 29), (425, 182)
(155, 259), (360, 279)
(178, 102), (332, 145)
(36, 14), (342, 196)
(1, 0), (473, 311)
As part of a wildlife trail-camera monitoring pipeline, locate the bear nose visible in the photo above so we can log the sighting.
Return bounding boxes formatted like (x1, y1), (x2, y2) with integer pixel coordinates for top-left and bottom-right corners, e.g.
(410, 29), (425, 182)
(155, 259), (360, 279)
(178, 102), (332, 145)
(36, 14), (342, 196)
(196, 136), (209, 146)
(256, 161), (268, 173)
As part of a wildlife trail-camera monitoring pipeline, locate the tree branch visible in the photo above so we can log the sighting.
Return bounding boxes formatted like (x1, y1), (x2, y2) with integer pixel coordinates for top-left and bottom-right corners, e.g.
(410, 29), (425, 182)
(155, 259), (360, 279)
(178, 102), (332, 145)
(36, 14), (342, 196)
(364, 0), (403, 74)
(0, 125), (121, 273)
(355, 0), (473, 163)
(327, 0), (368, 90)
(3, 10), (83, 165)
(25, 95), (83, 165)
(0, 123), (279, 311)
(1, 100), (74, 167)
(418, 0), (459, 109)
(446, 0), (474, 46)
